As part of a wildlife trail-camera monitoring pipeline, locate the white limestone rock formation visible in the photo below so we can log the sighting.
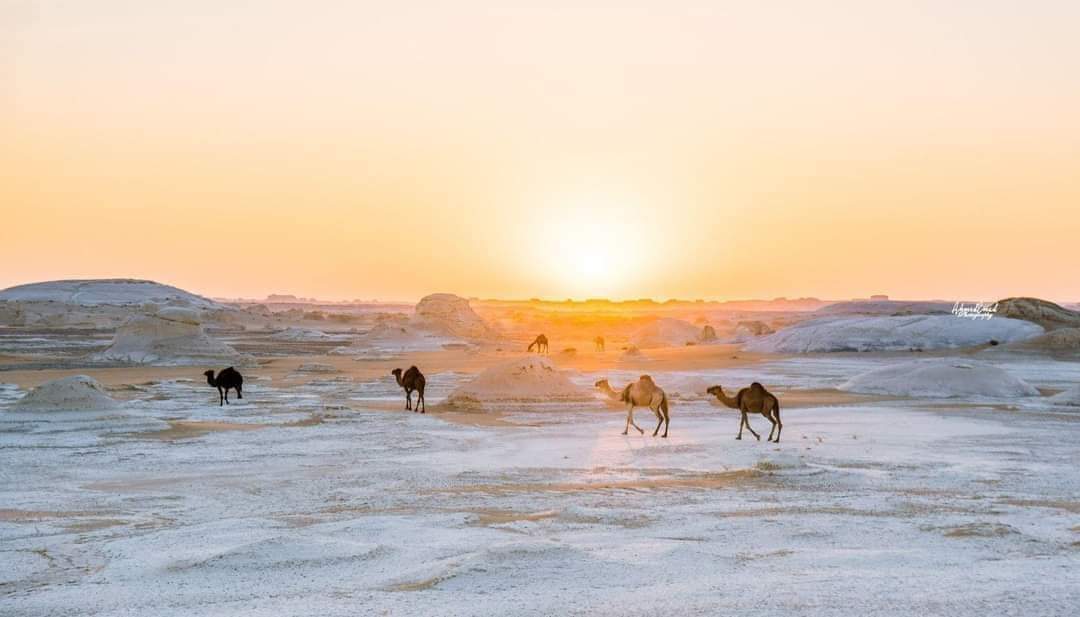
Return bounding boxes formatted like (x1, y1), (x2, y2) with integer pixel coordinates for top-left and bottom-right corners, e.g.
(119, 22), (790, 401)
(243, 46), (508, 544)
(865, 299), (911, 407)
(839, 359), (1039, 398)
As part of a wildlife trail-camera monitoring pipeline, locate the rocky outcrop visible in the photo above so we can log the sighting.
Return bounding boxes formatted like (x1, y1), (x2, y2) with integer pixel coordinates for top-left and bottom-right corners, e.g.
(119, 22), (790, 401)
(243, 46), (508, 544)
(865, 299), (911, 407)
(13, 375), (120, 411)
(745, 315), (1043, 353)
(94, 308), (251, 365)
(413, 294), (498, 341)
(995, 297), (1080, 330)
(839, 359), (1038, 398)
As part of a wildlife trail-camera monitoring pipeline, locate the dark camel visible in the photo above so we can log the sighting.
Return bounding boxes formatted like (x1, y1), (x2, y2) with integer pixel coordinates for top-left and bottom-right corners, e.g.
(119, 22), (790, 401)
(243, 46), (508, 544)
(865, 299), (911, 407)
(391, 366), (426, 413)
(527, 334), (549, 354)
(707, 383), (782, 442)
(204, 367), (244, 406)
(594, 336), (605, 352)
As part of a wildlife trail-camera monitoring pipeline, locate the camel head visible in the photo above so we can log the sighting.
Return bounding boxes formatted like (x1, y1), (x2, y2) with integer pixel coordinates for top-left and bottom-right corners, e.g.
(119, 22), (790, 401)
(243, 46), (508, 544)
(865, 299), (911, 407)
(390, 368), (403, 378)
(706, 385), (724, 397)
(594, 379), (609, 389)
(203, 370), (215, 378)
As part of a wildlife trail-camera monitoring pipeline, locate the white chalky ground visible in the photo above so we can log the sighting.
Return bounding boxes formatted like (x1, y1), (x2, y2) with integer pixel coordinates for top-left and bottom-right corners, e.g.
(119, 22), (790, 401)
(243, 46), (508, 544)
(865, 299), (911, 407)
(2, 357), (1079, 616)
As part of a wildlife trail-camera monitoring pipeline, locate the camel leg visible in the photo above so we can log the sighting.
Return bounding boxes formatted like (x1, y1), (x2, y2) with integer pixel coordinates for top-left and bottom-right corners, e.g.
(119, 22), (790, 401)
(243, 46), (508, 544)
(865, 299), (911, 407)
(771, 411), (782, 442)
(662, 409), (670, 438)
(418, 390), (426, 414)
(744, 414), (760, 440)
(736, 412), (745, 439)
(623, 404), (644, 435)
(219, 387), (224, 406)
(767, 416), (777, 442)
(405, 390), (412, 411)
(236, 386), (243, 400)
(652, 407), (663, 437)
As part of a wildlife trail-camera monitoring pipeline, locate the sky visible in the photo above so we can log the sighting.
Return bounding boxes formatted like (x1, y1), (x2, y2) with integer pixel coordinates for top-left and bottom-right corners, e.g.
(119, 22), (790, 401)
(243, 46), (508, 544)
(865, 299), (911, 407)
(3, 1), (1079, 302)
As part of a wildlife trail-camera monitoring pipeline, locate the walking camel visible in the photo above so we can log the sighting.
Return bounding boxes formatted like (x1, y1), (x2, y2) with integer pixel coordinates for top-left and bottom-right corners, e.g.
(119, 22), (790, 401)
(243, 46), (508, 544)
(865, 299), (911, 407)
(527, 334), (549, 354)
(617, 375), (670, 438)
(707, 383), (782, 442)
(391, 366), (426, 413)
(594, 336), (605, 352)
(204, 367), (243, 406)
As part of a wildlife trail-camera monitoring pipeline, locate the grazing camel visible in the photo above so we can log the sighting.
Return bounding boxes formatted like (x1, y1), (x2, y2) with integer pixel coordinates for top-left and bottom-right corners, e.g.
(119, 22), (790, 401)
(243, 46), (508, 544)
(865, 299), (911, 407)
(391, 366), (426, 413)
(618, 375), (670, 438)
(594, 336), (605, 352)
(204, 367), (243, 406)
(707, 383), (782, 442)
(527, 334), (549, 354)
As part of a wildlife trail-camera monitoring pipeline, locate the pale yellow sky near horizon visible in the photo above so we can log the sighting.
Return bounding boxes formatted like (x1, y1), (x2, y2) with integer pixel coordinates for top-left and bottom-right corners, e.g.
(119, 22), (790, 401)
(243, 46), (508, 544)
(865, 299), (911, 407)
(3, 1), (1079, 303)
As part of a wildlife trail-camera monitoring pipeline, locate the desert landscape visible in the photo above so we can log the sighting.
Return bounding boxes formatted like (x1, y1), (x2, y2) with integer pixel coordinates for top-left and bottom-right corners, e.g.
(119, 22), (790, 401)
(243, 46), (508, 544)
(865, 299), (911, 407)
(6, 2), (1080, 615)
(2, 280), (1078, 615)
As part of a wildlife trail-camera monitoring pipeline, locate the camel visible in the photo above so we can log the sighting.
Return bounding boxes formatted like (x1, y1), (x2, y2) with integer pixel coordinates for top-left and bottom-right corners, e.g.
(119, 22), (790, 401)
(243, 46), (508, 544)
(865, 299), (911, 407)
(391, 366), (426, 413)
(594, 336), (605, 352)
(707, 383), (782, 442)
(527, 334), (549, 354)
(617, 375), (670, 437)
(204, 367), (243, 406)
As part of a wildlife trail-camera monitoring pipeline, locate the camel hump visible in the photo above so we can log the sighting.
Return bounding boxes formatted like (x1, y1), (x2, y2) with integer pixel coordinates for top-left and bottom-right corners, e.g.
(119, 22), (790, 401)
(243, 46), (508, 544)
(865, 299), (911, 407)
(639, 374), (653, 383)
(750, 381), (765, 392)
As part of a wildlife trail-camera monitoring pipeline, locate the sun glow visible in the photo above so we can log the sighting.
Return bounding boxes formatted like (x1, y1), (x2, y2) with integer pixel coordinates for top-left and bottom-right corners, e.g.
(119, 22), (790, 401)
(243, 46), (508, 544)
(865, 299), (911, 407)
(521, 189), (654, 299)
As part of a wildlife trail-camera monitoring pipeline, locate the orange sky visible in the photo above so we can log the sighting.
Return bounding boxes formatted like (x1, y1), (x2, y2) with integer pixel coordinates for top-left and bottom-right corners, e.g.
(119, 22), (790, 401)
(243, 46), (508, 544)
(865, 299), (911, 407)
(3, 1), (1079, 302)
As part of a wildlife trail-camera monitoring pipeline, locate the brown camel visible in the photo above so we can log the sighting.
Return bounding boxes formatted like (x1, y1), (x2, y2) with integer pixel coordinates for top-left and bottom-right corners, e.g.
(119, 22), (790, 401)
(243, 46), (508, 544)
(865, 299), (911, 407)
(707, 383), (782, 442)
(618, 375), (670, 437)
(527, 334), (549, 354)
(594, 336), (605, 352)
(391, 366), (426, 413)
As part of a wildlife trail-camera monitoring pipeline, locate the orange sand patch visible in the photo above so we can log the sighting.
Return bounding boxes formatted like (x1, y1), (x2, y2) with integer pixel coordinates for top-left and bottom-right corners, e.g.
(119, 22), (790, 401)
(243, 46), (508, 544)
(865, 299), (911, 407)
(133, 420), (267, 441)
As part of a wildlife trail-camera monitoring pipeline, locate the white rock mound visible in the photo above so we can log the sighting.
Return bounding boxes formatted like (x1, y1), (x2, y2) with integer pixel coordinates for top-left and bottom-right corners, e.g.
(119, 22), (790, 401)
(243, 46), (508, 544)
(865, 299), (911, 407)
(0, 279), (221, 308)
(270, 327), (350, 342)
(414, 293), (498, 341)
(839, 359), (1038, 398)
(335, 321), (460, 354)
(13, 375), (120, 411)
(664, 375), (713, 400)
(95, 308), (250, 365)
(745, 315), (1043, 353)
(631, 318), (702, 348)
(446, 356), (592, 408)
(1049, 385), (1080, 407)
